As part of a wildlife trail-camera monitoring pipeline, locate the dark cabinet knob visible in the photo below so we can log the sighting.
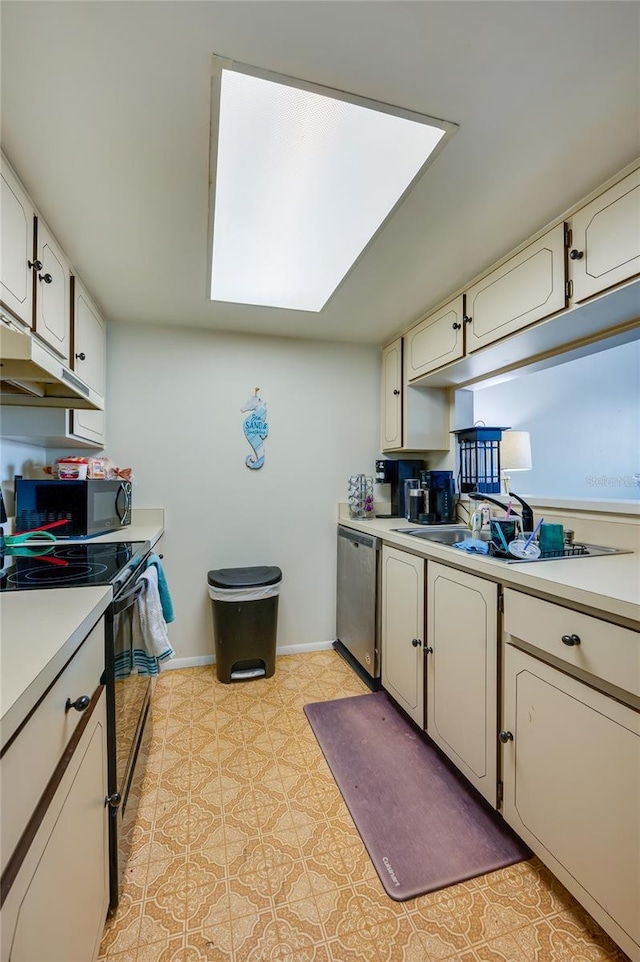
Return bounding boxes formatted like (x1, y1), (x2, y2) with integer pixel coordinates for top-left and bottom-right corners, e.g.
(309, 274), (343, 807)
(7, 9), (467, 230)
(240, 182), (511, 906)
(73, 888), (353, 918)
(393, 389), (401, 396)
(411, 638), (422, 648)
(425, 646), (434, 654)
(28, 259), (43, 271)
(463, 315), (472, 324)
(75, 352), (86, 361)
(104, 792), (121, 809)
(498, 730), (514, 743)
(561, 634), (581, 646)
(452, 322), (461, 330)
(569, 249), (584, 260)
(38, 272), (53, 284)
(65, 694), (90, 713)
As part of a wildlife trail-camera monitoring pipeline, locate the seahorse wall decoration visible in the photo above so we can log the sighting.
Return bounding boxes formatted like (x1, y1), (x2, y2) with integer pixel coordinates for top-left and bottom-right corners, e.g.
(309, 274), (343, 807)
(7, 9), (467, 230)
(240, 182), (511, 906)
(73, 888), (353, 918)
(240, 387), (268, 470)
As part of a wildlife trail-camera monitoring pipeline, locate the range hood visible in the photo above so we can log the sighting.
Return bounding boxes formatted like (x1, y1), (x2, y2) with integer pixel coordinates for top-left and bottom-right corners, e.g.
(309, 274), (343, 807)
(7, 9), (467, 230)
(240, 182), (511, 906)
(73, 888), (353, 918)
(0, 325), (103, 410)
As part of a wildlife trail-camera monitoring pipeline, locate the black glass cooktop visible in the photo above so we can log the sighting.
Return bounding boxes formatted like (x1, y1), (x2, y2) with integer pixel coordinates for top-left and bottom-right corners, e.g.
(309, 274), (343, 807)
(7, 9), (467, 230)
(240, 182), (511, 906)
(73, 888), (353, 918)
(0, 541), (150, 592)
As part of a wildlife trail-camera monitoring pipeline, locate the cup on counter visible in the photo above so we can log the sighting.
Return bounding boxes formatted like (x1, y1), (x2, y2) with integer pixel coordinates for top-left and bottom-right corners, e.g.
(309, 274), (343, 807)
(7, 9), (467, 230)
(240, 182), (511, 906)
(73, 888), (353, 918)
(490, 517), (523, 553)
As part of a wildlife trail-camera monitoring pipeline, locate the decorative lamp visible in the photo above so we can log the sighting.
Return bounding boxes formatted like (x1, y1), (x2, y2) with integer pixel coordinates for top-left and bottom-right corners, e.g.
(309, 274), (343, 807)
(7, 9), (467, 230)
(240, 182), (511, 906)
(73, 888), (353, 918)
(500, 431), (532, 494)
(451, 426), (510, 494)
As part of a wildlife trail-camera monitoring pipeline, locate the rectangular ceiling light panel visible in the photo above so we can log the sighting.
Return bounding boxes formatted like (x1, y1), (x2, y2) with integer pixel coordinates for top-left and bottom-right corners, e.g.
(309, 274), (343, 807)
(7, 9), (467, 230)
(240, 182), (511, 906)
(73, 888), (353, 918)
(210, 64), (454, 312)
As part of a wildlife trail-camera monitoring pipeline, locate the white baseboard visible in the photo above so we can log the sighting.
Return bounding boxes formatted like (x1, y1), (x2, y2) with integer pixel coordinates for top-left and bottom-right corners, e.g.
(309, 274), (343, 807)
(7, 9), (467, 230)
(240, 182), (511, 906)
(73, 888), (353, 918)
(162, 640), (335, 671)
(162, 655), (214, 671)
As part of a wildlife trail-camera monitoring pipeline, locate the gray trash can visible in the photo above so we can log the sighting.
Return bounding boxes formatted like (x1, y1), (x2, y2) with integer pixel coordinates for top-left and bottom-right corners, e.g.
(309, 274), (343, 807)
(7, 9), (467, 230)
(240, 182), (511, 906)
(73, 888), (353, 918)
(207, 566), (282, 683)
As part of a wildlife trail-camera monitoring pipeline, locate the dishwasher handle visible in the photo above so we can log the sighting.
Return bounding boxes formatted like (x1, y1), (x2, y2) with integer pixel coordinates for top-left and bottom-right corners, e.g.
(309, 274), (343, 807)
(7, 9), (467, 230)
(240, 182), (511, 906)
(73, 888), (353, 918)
(337, 526), (380, 551)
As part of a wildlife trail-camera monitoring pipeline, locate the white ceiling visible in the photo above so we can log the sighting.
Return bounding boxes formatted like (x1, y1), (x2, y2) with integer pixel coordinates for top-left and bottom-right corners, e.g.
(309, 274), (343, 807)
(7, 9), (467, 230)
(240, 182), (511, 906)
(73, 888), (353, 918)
(1, 1), (639, 346)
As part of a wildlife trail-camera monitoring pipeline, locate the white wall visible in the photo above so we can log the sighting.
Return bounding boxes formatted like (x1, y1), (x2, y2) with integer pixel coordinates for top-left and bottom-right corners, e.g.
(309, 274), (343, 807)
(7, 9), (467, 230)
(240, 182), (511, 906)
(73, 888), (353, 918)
(0, 439), (49, 516)
(106, 323), (381, 662)
(472, 341), (640, 500)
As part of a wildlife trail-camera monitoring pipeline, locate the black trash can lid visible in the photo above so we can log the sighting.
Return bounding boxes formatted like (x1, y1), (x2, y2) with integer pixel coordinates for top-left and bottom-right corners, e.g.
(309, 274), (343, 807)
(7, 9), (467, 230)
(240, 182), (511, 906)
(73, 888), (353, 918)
(207, 565), (282, 589)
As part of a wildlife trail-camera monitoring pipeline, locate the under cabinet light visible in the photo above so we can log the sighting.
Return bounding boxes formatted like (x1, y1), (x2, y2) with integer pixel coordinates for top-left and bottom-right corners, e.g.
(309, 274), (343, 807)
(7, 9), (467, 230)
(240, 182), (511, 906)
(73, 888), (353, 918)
(209, 60), (456, 312)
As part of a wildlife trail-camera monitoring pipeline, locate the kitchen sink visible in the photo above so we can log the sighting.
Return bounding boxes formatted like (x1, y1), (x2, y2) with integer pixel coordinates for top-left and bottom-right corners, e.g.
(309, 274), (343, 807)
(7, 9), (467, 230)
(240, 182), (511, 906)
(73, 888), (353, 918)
(394, 526), (489, 546)
(392, 526), (630, 563)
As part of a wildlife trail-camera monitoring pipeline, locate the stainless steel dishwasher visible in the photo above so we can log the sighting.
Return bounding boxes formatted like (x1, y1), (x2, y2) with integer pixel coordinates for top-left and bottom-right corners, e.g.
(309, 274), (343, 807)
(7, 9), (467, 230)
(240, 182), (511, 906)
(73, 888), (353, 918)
(334, 525), (381, 689)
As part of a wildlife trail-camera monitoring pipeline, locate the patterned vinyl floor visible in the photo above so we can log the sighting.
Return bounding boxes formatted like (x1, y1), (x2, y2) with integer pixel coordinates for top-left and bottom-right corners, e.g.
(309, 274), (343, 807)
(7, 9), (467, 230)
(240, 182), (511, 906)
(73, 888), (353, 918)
(98, 651), (630, 962)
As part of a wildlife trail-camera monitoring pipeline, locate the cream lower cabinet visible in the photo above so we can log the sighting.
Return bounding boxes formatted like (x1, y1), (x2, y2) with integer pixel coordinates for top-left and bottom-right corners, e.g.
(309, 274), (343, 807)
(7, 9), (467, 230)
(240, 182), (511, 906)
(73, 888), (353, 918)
(501, 644), (640, 962)
(381, 546), (425, 727)
(1, 689), (109, 962)
(569, 166), (640, 303)
(426, 562), (498, 806)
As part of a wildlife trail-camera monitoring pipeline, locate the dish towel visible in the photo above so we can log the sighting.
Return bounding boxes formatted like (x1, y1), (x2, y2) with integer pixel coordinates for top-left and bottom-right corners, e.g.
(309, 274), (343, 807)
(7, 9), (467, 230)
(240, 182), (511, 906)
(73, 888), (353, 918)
(132, 565), (175, 675)
(145, 552), (175, 623)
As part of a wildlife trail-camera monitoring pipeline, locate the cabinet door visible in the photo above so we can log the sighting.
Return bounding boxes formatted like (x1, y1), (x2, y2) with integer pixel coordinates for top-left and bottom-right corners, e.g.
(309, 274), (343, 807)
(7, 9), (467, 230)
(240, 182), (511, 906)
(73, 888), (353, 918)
(381, 545), (424, 726)
(72, 277), (106, 398)
(1, 689), (109, 962)
(570, 167), (640, 303)
(34, 218), (71, 362)
(502, 645), (640, 961)
(380, 338), (403, 451)
(404, 295), (464, 380)
(0, 158), (34, 328)
(465, 223), (567, 354)
(426, 562), (498, 805)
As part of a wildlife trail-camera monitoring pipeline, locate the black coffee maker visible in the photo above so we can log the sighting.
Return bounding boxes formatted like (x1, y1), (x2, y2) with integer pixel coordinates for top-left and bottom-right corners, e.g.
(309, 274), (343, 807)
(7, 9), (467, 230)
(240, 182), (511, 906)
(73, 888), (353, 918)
(375, 458), (425, 518)
(419, 470), (457, 524)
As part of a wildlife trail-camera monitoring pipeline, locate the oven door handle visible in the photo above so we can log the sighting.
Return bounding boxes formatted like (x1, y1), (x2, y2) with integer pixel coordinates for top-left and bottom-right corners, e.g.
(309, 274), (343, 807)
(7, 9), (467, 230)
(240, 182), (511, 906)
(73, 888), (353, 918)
(113, 578), (145, 614)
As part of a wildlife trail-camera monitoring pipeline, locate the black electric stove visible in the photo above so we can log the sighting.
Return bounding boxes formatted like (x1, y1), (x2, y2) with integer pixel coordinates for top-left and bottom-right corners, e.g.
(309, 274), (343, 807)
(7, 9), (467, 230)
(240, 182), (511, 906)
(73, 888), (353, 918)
(0, 540), (151, 593)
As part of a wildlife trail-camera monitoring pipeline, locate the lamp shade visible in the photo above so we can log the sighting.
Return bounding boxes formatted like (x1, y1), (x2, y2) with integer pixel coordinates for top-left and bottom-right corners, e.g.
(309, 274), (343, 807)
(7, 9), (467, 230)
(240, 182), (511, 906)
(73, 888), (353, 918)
(500, 431), (532, 472)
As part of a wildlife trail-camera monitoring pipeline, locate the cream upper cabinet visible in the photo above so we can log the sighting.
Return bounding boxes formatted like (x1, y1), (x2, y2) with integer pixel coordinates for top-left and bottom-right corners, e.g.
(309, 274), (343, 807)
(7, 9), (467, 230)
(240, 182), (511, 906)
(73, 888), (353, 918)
(465, 223), (567, 354)
(569, 166), (640, 303)
(0, 157), (35, 329)
(381, 336), (450, 453)
(501, 644), (640, 962)
(69, 277), (107, 446)
(381, 545), (425, 727)
(426, 562), (498, 806)
(34, 217), (71, 363)
(405, 295), (465, 381)
(381, 338), (403, 450)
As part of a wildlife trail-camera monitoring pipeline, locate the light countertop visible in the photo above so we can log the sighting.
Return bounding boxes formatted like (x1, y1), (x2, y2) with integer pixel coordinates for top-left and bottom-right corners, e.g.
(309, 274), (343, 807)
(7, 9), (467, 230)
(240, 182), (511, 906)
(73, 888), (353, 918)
(338, 514), (640, 627)
(1, 585), (112, 750)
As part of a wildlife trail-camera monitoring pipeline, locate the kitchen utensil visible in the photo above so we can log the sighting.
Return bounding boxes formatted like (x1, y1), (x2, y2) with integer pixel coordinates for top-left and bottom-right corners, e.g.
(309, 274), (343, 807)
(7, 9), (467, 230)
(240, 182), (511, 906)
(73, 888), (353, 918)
(348, 475), (374, 519)
(508, 517), (544, 559)
(490, 517), (523, 552)
(507, 538), (541, 560)
(5, 529), (59, 546)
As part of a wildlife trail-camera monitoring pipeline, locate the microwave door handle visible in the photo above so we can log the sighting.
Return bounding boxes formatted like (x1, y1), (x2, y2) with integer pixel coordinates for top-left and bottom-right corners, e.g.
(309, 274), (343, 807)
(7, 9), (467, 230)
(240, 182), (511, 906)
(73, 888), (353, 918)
(115, 482), (130, 524)
(113, 579), (145, 614)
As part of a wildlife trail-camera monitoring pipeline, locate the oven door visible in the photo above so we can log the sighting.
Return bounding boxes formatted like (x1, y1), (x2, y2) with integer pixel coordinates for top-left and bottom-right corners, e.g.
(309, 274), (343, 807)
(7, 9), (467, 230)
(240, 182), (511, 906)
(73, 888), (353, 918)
(105, 576), (153, 912)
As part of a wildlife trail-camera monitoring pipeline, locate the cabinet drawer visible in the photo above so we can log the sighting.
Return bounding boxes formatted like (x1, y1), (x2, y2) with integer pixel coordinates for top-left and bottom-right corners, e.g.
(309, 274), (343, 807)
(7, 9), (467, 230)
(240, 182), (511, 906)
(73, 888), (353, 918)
(0, 619), (104, 873)
(503, 590), (639, 699)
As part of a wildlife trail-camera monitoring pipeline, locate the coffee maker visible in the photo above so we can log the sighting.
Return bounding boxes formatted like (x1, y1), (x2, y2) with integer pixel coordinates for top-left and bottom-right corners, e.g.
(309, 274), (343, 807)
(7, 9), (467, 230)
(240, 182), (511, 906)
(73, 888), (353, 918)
(375, 458), (424, 518)
(420, 470), (457, 524)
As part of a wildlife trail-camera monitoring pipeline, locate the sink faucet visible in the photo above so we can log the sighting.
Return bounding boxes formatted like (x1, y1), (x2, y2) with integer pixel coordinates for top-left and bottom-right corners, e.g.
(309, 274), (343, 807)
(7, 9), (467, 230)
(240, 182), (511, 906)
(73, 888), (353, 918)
(469, 491), (535, 533)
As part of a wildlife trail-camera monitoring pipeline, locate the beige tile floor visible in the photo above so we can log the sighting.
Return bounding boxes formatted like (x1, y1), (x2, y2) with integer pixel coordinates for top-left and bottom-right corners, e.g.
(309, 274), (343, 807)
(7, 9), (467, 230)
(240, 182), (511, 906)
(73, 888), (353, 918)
(99, 651), (630, 962)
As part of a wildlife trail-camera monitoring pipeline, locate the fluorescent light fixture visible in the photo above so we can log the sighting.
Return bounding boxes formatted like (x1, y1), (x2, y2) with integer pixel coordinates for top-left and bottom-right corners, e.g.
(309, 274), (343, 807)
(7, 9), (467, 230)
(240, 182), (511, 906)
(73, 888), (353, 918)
(209, 60), (456, 312)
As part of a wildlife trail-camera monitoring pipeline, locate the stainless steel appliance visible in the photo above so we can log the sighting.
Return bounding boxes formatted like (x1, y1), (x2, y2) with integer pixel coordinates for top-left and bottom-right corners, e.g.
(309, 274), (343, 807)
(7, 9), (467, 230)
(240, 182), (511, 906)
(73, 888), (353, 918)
(0, 539), (154, 912)
(334, 526), (381, 689)
(14, 478), (132, 538)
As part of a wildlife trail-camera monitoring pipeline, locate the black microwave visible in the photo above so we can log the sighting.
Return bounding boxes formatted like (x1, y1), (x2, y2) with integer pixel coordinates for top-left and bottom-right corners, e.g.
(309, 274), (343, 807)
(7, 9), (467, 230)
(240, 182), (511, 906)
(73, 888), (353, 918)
(14, 479), (132, 538)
